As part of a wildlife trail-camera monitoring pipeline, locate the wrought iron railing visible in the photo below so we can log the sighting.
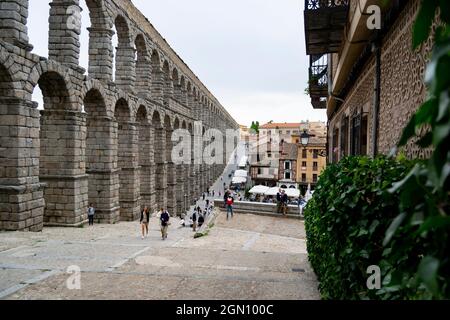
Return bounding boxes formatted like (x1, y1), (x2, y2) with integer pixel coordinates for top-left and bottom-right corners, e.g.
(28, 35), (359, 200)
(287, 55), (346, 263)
(305, 0), (350, 10)
(309, 55), (328, 90)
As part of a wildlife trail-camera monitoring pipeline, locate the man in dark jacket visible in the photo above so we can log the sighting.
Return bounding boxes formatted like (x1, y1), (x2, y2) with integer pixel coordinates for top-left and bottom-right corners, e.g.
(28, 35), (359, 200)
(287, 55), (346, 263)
(160, 208), (170, 240)
(281, 191), (288, 216)
(276, 190), (282, 213)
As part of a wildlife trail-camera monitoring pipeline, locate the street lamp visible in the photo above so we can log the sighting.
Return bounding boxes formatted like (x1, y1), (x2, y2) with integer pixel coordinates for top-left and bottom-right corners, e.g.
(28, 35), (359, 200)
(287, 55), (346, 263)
(301, 129), (310, 147)
(300, 129), (327, 157)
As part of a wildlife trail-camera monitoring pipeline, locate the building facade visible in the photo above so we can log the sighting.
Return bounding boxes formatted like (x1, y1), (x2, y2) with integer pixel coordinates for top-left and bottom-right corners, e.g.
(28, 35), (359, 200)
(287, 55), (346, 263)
(304, 0), (434, 163)
(0, 0), (239, 232)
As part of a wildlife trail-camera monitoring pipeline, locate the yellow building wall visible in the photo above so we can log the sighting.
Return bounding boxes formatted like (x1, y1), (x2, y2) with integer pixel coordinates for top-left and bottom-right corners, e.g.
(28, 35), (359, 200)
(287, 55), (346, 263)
(295, 145), (327, 185)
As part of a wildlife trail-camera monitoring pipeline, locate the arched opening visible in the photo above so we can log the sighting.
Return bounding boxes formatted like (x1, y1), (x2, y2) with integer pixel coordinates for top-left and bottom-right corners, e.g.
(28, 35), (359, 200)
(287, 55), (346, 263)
(136, 105), (151, 209)
(36, 71), (87, 227)
(172, 68), (180, 102)
(180, 76), (187, 106)
(135, 35), (151, 96)
(152, 111), (166, 211)
(115, 98), (139, 221)
(162, 61), (172, 105)
(151, 50), (163, 104)
(114, 15), (135, 90)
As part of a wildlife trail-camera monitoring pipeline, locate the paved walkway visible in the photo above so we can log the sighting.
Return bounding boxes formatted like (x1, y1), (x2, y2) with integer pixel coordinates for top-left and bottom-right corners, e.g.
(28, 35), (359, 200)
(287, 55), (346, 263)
(0, 146), (319, 300)
(0, 211), (319, 300)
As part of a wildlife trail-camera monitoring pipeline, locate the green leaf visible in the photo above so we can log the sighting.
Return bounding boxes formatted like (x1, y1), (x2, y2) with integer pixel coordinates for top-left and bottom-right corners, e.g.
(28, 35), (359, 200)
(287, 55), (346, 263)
(413, 0), (438, 49)
(383, 213), (406, 246)
(438, 0), (450, 24)
(398, 114), (417, 147)
(418, 256), (440, 296)
(418, 216), (450, 234)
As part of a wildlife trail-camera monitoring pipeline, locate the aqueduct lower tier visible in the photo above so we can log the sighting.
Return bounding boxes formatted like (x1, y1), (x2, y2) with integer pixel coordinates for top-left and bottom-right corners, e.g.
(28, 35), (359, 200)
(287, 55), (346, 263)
(0, 0), (239, 231)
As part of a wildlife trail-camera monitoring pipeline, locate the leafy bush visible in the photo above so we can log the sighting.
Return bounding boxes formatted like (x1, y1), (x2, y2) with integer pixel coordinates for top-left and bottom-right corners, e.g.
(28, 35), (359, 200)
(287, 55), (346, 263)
(304, 156), (419, 299)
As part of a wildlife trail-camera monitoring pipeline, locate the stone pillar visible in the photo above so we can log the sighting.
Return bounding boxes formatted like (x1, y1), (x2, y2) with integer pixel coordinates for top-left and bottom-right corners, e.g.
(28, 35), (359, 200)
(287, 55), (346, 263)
(154, 127), (167, 210)
(138, 123), (152, 209)
(151, 66), (164, 105)
(0, 98), (44, 231)
(117, 122), (140, 221)
(48, 0), (82, 70)
(115, 45), (136, 91)
(0, 0), (32, 51)
(176, 162), (185, 216)
(166, 126), (176, 216)
(86, 116), (120, 224)
(87, 27), (114, 82)
(39, 110), (88, 227)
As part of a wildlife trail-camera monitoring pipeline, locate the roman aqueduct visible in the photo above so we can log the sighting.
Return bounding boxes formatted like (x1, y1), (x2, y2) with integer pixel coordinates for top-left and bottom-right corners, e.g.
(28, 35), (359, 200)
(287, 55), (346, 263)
(0, 0), (239, 231)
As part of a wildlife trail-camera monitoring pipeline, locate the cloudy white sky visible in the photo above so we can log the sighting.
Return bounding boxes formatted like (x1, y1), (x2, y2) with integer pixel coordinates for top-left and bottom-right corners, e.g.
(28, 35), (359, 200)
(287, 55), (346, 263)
(28, 0), (327, 126)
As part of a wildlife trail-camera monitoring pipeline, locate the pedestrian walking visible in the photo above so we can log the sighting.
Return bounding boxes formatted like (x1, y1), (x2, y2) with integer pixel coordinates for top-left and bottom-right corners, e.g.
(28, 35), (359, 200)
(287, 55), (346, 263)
(159, 208), (170, 240)
(198, 212), (205, 227)
(226, 195), (234, 220)
(276, 189), (282, 213)
(202, 193), (206, 201)
(140, 206), (150, 239)
(281, 190), (288, 216)
(206, 199), (210, 207)
(87, 203), (95, 226)
(192, 208), (198, 232)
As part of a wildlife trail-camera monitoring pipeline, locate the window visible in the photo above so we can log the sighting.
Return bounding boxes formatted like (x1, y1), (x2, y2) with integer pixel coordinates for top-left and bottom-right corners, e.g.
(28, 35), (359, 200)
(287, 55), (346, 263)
(268, 152), (272, 158)
(340, 117), (349, 158)
(361, 115), (368, 155)
(296, 139), (300, 143)
(302, 161), (307, 167)
(313, 162), (318, 171)
(286, 130), (291, 134)
(332, 128), (339, 163)
(285, 161), (291, 170)
(313, 174), (318, 183)
(285, 172), (291, 180)
(257, 168), (262, 175)
(313, 149), (319, 159)
(302, 149), (307, 158)
(302, 174), (307, 182)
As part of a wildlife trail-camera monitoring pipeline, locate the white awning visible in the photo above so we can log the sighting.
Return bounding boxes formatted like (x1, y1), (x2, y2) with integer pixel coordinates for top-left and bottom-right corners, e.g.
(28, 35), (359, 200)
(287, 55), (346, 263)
(238, 156), (248, 168)
(249, 185), (270, 194)
(264, 187), (300, 198)
(234, 170), (248, 177)
(232, 176), (247, 184)
(265, 187), (280, 196)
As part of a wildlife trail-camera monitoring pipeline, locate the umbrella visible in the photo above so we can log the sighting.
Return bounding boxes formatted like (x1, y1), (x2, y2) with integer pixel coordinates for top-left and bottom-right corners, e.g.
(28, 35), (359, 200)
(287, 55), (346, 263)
(285, 188), (300, 198)
(232, 176), (247, 184)
(249, 185), (270, 194)
(234, 170), (248, 177)
(265, 187), (280, 196)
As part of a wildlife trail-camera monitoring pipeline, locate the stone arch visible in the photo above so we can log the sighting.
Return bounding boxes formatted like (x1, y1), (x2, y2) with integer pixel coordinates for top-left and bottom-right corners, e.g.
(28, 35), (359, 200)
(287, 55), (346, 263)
(134, 34), (151, 95)
(114, 15), (135, 90)
(27, 60), (78, 110)
(180, 76), (187, 106)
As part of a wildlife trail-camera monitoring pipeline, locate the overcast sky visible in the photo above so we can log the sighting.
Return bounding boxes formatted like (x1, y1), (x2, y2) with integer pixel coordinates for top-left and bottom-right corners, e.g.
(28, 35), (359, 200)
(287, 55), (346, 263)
(28, 0), (327, 126)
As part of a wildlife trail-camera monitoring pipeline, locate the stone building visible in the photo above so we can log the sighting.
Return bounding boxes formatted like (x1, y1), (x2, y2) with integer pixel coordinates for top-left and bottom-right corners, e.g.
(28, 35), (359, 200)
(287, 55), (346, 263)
(0, 0), (239, 232)
(304, 0), (434, 163)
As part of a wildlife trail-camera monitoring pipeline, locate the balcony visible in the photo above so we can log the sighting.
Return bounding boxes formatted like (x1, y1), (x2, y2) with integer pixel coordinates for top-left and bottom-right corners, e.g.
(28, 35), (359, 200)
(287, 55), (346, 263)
(309, 54), (328, 109)
(304, 0), (349, 55)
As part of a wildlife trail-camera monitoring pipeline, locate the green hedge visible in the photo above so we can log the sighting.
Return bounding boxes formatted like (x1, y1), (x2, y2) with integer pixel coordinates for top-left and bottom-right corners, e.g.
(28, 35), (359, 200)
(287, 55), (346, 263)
(304, 156), (433, 300)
